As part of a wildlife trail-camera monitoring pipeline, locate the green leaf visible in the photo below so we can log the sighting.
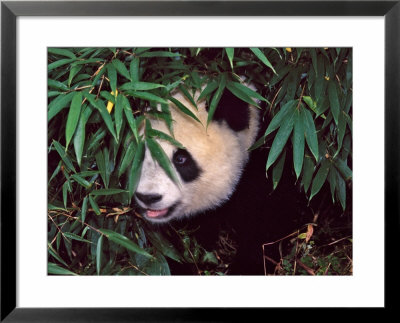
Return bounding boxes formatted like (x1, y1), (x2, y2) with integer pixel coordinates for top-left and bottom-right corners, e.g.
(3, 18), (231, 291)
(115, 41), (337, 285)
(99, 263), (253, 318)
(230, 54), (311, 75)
(130, 57), (140, 82)
(333, 158), (352, 181)
(48, 58), (77, 71)
(309, 158), (331, 201)
(265, 100), (297, 137)
(112, 58), (131, 80)
(107, 63), (117, 94)
(250, 48), (276, 74)
(48, 92), (75, 121)
(335, 111), (347, 157)
(81, 196), (88, 224)
(207, 74), (226, 127)
(197, 80), (218, 101)
(303, 108), (319, 162)
(48, 79), (69, 91)
(146, 231), (182, 263)
(225, 82), (259, 108)
(83, 92), (117, 141)
(128, 139), (145, 198)
(63, 232), (92, 244)
(336, 171), (347, 210)
(128, 91), (168, 104)
(68, 65), (82, 87)
(328, 166), (337, 203)
(169, 97), (201, 124)
(53, 140), (76, 173)
(88, 195), (101, 215)
(147, 128), (185, 149)
(302, 155), (315, 193)
(48, 262), (77, 276)
(95, 149), (107, 188)
(118, 142), (136, 177)
(115, 94), (124, 141)
(120, 81), (165, 91)
(73, 105), (93, 167)
(229, 81), (268, 103)
(225, 48), (234, 69)
(48, 243), (68, 267)
(71, 174), (91, 188)
(65, 92), (82, 149)
(48, 48), (76, 59)
(272, 150), (286, 190)
(121, 96), (140, 143)
(96, 235), (103, 275)
(266, 110), (295, 171)
(146, 137), (180, 186)
(179, 85), (198, 110)
(99, 229), (154, 258)
(90, 188), (127, 196)
(328, 81), (340, 125)
(139, 51), (181, 58)
(293, 108), (305, 179)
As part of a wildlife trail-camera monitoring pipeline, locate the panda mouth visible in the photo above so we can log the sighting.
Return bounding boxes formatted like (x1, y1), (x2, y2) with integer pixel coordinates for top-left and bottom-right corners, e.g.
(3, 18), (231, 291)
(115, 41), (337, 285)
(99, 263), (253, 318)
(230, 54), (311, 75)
(144, 203), (178, 220)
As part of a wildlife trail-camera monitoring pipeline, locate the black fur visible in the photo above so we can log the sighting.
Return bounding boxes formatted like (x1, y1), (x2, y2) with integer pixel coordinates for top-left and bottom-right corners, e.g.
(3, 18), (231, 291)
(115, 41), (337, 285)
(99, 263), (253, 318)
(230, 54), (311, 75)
(207, 89), (250, 131)
(173, 149), (202, 183)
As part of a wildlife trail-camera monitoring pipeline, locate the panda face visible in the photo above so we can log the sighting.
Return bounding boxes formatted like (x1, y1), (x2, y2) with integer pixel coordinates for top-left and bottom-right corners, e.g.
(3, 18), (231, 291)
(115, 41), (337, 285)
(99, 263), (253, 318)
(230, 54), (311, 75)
(135, 89), (259, 223)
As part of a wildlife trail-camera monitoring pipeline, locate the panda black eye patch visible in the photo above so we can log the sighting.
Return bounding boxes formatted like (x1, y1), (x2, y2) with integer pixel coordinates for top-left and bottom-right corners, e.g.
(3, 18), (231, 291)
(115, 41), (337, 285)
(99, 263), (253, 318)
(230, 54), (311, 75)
(172, 149), (202, 182)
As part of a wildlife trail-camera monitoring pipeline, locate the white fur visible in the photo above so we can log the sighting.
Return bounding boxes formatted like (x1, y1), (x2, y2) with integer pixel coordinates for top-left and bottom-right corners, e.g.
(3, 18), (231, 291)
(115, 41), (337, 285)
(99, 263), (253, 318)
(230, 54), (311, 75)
(135, 88), (260, 223)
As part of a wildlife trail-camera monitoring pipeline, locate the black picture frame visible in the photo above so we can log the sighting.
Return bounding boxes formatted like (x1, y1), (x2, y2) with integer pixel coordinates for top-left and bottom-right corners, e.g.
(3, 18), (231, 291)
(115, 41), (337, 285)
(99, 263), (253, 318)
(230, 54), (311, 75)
(1, 0), (398, 321)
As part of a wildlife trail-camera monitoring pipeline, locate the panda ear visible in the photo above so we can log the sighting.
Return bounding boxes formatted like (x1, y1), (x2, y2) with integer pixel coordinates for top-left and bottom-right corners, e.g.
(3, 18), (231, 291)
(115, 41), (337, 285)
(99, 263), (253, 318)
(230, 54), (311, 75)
(208, 89), (250, 131)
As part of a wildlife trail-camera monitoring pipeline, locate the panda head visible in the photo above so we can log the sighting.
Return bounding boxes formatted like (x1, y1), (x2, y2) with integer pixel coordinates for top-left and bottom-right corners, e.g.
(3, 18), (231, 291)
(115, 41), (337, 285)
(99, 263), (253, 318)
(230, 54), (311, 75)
(135, 86), (260, 223)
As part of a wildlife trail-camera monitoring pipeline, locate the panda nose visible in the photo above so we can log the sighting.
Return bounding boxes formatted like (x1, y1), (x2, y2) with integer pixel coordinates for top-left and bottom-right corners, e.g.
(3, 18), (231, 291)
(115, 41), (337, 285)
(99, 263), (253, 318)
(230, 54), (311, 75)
(135, 192), (162, 205)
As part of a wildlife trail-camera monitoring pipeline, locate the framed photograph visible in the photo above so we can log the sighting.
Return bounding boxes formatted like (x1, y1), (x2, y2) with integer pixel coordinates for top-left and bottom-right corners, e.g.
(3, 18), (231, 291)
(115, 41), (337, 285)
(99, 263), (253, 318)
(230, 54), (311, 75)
(1, 0), (398, 320)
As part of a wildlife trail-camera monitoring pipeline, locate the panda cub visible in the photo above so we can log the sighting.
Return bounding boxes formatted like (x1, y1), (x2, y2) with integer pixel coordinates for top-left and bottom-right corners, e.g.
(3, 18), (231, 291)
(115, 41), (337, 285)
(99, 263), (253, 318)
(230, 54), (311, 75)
(135, 87), (259, 223)
(134, 85), (299, 274)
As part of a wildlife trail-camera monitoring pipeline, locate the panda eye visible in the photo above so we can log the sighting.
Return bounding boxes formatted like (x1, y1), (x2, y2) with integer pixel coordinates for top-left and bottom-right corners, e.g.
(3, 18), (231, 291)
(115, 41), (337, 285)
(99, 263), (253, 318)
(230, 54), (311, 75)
(175, 156), (187, 164)
(173, 149), (189, 166)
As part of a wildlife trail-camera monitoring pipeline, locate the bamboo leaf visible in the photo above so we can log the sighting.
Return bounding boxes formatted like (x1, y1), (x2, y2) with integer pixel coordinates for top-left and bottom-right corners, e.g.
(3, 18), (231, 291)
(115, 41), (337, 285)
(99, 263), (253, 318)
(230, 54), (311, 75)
(120, 81), (165, 91)
(130, 57), (140, 82)
(303, 108), (319, 162)
(128, 91), (169, 104)
(336, 171), (347, 210)
(63, 232), (92, 244)
(73, 105), (93, 167)
(112, 58), (131, 80)
(48, 92), (75, 121)
(302, 155), (315, 193)
(266, 110), (295, 171)
(90, 188), (127, 196)
(48, 48), (76, 59)
(225, 82), (259, 108)
(265, 100), (297, 137)
(65, 92), (82, 149)
(96, 235), (103, 275)
(169, 97), (201, 124)
(207, 74), (226, 127)
(197, 80), (218, 101)
(99, 229), (154, 258)
(81, 196), (88, 224)
(309, 158), (331, 201)
(146, 137), (180, 186)
(250, 48), (276, 74)
(53, 140), (76, 173)
(272, 150), (286, 190)
(225, 48), (234, 69)
(48, 262), (77, 276)
(328, 81), (340, 125)
(107, 63), (117, 94)
(293, 108), (305, 179)
(128, 139), (145, 198)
